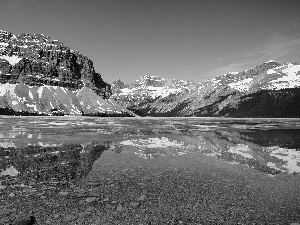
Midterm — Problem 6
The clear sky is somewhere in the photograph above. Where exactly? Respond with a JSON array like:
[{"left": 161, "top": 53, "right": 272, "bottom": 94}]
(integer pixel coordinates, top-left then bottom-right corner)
[{"left": 1, "top": 0, "right": 300, "bottom": 83}]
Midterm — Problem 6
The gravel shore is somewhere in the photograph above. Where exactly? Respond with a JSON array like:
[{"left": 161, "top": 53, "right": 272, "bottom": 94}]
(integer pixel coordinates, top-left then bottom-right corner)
[{"left": 1, "top": 151, "right": 300, "bottom": 225}]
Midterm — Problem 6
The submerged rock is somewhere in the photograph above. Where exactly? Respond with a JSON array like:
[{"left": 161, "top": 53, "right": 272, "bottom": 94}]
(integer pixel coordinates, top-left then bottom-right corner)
[
  {"left": 11, "top": 214, "right": 36, "bottom": 225},
  {"left": 62, "top": 214, "right": 78, "bottom": 223}
]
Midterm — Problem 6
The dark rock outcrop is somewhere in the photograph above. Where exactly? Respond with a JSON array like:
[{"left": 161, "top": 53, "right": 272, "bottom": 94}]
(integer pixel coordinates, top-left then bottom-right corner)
[
  {"left": 0, "top": 30, "right": 137, "bottom": 116},
  {"left": 0, "top": 30, "right": 111, "bottom": 98}
]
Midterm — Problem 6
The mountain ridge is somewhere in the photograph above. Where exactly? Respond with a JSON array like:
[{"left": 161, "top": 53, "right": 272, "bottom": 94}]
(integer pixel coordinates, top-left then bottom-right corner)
[
  {"left": 112, "top": 60, "right": 300, "bottom": 117},
  {"left": 0, "top": 29, "right": 135, "bottom": 116}
]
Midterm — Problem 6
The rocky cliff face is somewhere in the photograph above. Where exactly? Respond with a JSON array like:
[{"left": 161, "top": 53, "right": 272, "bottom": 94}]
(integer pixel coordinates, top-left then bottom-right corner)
[
  {"left": 112, "top": 61, "right": 300, "bottom": 117},
  {"left": 0, "top": 30, "right": 135, "bottom": 116},
  {"left": 0, "top": 30, "right": 110, "bottom": 98}
]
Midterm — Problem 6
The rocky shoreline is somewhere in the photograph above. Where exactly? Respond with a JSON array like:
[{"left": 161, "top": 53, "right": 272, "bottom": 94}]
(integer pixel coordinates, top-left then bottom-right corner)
[
  {"left": 1, "top": 152, "right": 300, "bottom": 224},
  {"left": 0, "top": 107, "right": 134, "bottom": 117}
]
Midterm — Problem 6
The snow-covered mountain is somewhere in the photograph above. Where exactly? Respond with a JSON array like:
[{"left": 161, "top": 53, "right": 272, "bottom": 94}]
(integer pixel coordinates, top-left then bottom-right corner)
[
  {"left": 112, "top": 60, "right": 300, "bottom": 117},
  {"left": 0, "top": 29, "right": 134, "bottom": 116},
  {"left": 0, "top": 83, "right": 133, "bottom": 116},
  {"left": 112, "top": 75, "right": 198, "bottom": 99}
]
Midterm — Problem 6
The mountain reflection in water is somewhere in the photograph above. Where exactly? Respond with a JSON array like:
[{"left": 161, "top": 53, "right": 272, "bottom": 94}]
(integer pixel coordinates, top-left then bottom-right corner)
[
  {"left": 0, "top": 142, "right": 110, "bottom": 187},
  {"left": 0, "top": 116, "right": 300, "bottom": 188}
]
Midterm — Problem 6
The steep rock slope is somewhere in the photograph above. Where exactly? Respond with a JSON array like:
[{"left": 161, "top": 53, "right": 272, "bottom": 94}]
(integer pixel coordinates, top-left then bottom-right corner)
[
  {"left": 0, "top": 30, "right": 134, "bottom": 116},
  {"left": 112, "top": 61, "right": 300, "bottom": 117},
  {"left": 0, "top": 83, "right": 133, "bottom": 116}
]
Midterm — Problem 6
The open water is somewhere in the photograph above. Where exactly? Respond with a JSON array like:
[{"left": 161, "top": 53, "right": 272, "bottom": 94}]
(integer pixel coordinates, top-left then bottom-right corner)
[{"left": 1, "top": 116, "right": 300, "bottom": 188}]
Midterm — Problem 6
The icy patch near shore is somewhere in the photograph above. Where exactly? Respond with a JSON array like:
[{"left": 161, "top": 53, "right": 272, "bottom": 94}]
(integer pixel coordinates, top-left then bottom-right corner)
[
  {"left": 0, "top": 142, "right": 16, "bottom": 148},
  {"left": 228, "top": 144, "right": 253, "bottom": 159},
  {"left": 119, "top": 137, "right": 195, "bottom": 159},
  {"left": 0, "top": 55, "right": 22, "bottom": 65},
  {"left": 0, "top": 165, "right": 19, "bottom": 177},
  {"left": 267, "top": 146, "right": 300, "bottom": 173},
  {"left": 120, "top": 137, "right": 184, "bottom": 148}
]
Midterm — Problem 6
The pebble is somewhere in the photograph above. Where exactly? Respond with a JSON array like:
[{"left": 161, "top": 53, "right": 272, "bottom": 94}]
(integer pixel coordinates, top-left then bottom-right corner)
[
  {"left": 85, "top": 207, "right": 95, "bottom": 212},
  {"left": 78, "top": 211, "right": 90, "bottom": 218},
  {"left": 85, "top": 197, "right": 97, "bottom": 203},
  {"left": 79, "top": 200, "right": 85, "bottom": 205},
  {"left": 58, "top": 191, "right": 69, "bottom": 196},
  {"left": 23, "top": 188, "right": 36, "bottom": 194},
  {"left": 106, "top": 204, "right": 115, "bottom": 209},
  {"left": 121, "top": 168, "right": 129, "bottom": 173},
  {"left": 129, "top": 202, "right": 140, "bottom": 208},
  {"left": 209, "top": 203, "right": 221, "bottom": 210},
  {"left": 11, "top": 214, "right": 36, "bottom": 225},
  {"left": 0, "top": 218, "right": 8, "bottom": 223},
  {"left": 137, "top": 194, "right": 146, "bottom": 201},
  {"left": 111, "top": 200, "right": 118, "bottom": 204},
  {"left": 116, "top": 205, "right": 123, "bottom": 211},
  {"left": 103, "top": 197, "right": 109, "bottom": 202},
  {"left": 9, "top": 193, "right": 15, "bottom": 197},
  {"left": 76, "top": 193, "right": 88, "bottom": 198},
  {"left": 88, "top": 191, "right": 101, "bottom": 197},
  {"left": 53, "top": 214, "right": 60, "bottom": 219},
  {"left": 62, "top": 214, "right": 78, "bottom": 222},
  {"left": 0, "top": 208, "right": 14, "bottom": 216},
  {"left": 87, "top": 181, "right": 100, "bottom": 186},
  {"left": 70, "top": 185, "right": 76, "bottom": 189},
  {"left": 76, "top": 189, "right": 88, "bottom": 194}
]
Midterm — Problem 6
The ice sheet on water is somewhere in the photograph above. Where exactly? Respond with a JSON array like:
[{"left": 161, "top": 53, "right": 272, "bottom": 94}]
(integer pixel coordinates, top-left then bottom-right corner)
[
  {"left": 228, "top": 144, "right": 253, "bottom": 159},
  {"left": 0, "top": 142, "right": 16, "bottom": 148},
  {"left": 120, "top": 137, "right": 184, "bottom": 148},
  {"left": 119, "top": 137, "right": 196, "bottom": 159},
  {"left": 267, "top": 146, "right": 300, "bottom": 173},
  {"left": 0, "top": 165, "right": 19, "bottom": 177}
]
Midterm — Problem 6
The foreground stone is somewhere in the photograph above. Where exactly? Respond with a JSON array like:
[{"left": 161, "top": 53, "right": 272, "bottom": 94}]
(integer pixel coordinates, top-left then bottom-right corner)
[
  {"left": 11, "top": 214, "right": 36, "bottom": 225},
  {"left": 62, "top": 214, "right": 78, "bottom": 222}
]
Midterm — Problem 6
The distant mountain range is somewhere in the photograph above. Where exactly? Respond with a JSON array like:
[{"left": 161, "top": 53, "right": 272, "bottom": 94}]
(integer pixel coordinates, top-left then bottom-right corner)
[
  {"left": 112, "top": 60, "right": 300, "bottom": 117},
  {"left": 1, "top": 29, "right": 299, "bottom": 117},
  {"left": 0, "top": 30, "right": 134, "bottom": 116}
]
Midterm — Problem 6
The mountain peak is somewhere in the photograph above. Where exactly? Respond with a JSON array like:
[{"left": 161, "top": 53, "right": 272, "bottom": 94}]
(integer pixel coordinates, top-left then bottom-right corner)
[
  {"left": 0, "top": 30, "right": 112, "bottom": 98},
  {"left": 266, "top": 60, "right": 277, "bottom": 63}
]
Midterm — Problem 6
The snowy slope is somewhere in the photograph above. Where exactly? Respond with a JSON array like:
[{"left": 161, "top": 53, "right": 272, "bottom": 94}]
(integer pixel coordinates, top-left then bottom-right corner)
[
  {"left": 0, "top": 83, "right": 132, "bottom": 116},
  {"left": 113, "top": 75, "right": 198, "bottom": 100},
  {"left": 114, "top": 61, "right": 300, "bottom": 100},
  {"left": 112, "top": 60, "right": 300, "bottom": 117}
]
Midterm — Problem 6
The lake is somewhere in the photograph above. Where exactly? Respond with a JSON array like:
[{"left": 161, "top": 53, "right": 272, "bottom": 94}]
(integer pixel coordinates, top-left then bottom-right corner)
[
  {"left": 1, "top": 116, "right": 300, "bottom": 224},
  {"left": 1, "top": 116, "right": 300, "bottom": 184}
]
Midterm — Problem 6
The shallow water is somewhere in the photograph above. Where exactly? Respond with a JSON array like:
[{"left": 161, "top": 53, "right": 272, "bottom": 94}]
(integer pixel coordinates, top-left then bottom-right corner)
[{"left": 1, "top": 116, "right": 300, "bottom": 188}]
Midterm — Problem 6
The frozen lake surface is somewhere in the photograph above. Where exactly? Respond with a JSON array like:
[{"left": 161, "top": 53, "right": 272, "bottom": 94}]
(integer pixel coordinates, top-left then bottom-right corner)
[{"left": 1, "top": 116, "right": 300, "bottom": 185}]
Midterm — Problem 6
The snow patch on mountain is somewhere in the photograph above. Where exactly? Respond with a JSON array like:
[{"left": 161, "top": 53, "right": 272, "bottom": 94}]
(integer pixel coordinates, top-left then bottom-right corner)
[
  {"left": 0, "top": 55, "right": 22, "bottom": 65},
  {"left": 268, "top": 64, "right": 300, "bottom": 90},
  {"left": 228, "top": 78, "right": 253, "bottom": 92},
  {"left": 117, "top": 86, "right": 181, "bottom": 99},
  {"left": 0, "top": 83, "right": 130, "bottom": 116}
]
